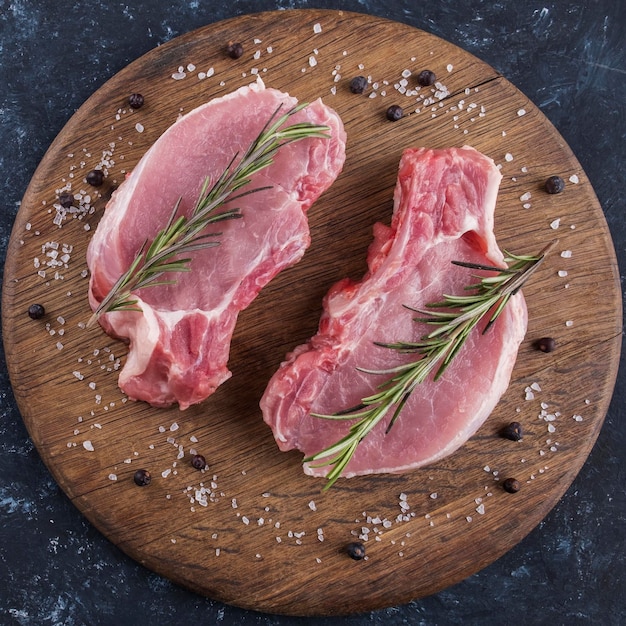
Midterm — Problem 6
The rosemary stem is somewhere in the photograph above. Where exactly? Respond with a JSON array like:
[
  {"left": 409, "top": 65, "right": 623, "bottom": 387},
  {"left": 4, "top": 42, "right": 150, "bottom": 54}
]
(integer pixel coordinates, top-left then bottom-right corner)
[
  {"left": 87, "top": 103, "right": 329, "bottom": 327},
  {"left": 308, "top": 240, "right": 556, "bottom": 489}
]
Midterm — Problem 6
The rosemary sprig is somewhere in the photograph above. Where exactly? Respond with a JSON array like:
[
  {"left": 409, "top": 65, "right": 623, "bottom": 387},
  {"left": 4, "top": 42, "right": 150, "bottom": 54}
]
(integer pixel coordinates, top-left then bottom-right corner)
[
  {"left": 87, "top": 103, "right": 330, "bottom": 328},
  {"left": 306, "top": 240, "right": 557, "bottom": 489}
]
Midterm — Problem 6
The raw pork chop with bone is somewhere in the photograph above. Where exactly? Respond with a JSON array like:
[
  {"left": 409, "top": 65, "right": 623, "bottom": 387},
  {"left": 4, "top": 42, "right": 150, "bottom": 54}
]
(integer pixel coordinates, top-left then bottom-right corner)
[
  {"left": 261, "top": 146, "right": 527, "bottom": 479},
  {"left": 87, "top": 79, "right": 346, "bottom": 409}
]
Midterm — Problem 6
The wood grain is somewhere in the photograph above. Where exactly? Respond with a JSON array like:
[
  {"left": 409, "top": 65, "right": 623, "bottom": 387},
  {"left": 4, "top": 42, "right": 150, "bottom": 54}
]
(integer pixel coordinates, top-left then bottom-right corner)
[{"left": 2, "top": 9, "right": 621, "bottom": 616}]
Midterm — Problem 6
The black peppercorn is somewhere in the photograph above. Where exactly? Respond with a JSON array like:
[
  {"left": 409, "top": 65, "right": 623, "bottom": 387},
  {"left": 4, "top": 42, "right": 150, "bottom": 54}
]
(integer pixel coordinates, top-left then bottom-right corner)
[
  {"left": 535, "top": 337, "right": 556, "bottom": 353},
  {"left": 27, "top": 303, "right": 45, "bottom": 319},
  {"left": 502, "top": 478, "right": 521, "bottom": 493},
  {"left": 386, "top": 105, "right": 404, "bottom": 121},
  {"left": 191, "top": 454, "right": 207, "bottom": 470},
  {"left": 500, "top": 421, "right": 523, "bottom": 441},
  {"left": 86, "top": 169, "right": 104, "bottom": 187},
  {"left": 349, "top": 75, "right": 368, "bottom": 94},
  {"left": 226, "top": 41, "right": 244, "bottom": 59},
  {"left": 133, "top": 469, "right": 151, "bottom": 486},
  {"left": 128, "top": 93, "right": 145, "bottom": 109},
  {"left": 345, "top": 541, "right": 366, "bottom": 560},
  {"left": 58, "top": 193, "right": 74, "bottom": 208},
  {"left": 417, "top": 69, "right": 437, "bottom": 86},
  {"left": 544, "top": 175, "right": 565, "bottom": 194}
]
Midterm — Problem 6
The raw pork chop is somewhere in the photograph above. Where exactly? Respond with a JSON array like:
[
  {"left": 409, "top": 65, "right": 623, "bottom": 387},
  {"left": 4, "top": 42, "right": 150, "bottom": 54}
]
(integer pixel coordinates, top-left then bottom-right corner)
[
  {"left": 260, "top": 146, "right": 527, "bottom": 478},
  {"left": 87, "top": 79, "right": 346, "bottom": 409}
]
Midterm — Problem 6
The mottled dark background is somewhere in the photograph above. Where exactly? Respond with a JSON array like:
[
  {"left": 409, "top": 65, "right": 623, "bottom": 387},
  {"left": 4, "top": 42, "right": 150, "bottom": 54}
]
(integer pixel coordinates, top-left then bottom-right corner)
[{"left": 1, "top": 1, "right": 624, "bottom": 624}]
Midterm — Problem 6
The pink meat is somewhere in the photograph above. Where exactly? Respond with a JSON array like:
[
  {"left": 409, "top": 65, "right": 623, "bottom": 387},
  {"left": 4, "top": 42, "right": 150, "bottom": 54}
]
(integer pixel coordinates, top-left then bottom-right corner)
[
  {"left": 87, "top": 80, "right": 346, "bottom": 409},
  {"left": 260, "top": 146, "right": 527, "bottom": 478}
]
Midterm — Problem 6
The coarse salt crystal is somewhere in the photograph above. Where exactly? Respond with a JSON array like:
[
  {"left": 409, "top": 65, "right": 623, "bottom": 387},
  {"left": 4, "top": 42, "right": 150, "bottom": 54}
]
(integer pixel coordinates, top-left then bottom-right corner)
[
  {"left": 309, "top": 56, "right": 317, "bottom": 67},
  {"left": 313, "top": 22, "right": 322, "bottom": 33},
  {"left": 550, "top": 218, "right": 561, "bottom": 230},
  {"left": 135, "top": 123, "right": 144, "bottom": 133},
  {"left": 429, "top": 492, "right": 438, "bottom": 499},
  {"left": 308, "top": 500, "right": 317, "bottom": 511},
  {"left": 171, "top": 71, "right": 186, "bottom": 80},
  {"left": 520, "top": 191, "right": 531, "bottom": 202},
  {"left": 573, "top": 414, "right": 583, "bottom": 422},
  {"left": 569, "top": 174, "right": 579, "bottom": 184},
  {"left": 517, "top": 108, "right": 526, "bottom": 116},
  {"left": 558, "top": 270, "right": 568, "bottom": 277},
  {"left": 476, "top": 503, "right": 485, "bottom": 515},
  {"left": 504, "top": 153, "right": 514, "bottom": 162},
  {"left": 108, "top": 474, "right": 117, "bottom": 481},
  {"left": 83, "top": 440, "right": 94, "bottom": 451},
  {"left": 565, "top": 320, "right": 574, "bottom": 327},
  {"left": 447, "top": 64, "right": 453, "bottom": 72}
]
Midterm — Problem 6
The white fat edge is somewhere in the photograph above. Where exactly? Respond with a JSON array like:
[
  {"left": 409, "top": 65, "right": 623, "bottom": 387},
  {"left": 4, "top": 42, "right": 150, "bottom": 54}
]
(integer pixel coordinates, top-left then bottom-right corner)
[
  {"left": 113, "top": 295, "right": 161, "bottom": 384},
  {"left": 459, "top": 145, "right": 504, "bottom": 267}
]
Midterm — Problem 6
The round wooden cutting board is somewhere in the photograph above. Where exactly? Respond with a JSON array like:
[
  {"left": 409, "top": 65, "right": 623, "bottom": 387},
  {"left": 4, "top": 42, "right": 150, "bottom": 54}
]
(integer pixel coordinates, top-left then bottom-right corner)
[{"left": 2, "top": 9, "right": 622, "bottom": 617}]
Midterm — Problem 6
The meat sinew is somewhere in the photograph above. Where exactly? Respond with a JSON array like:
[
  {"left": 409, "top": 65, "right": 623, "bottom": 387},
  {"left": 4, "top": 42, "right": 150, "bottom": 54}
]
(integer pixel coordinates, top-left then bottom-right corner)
[
  {"left": 87, "top": 79, "right": 346, "bottom": 409},
  {"left": 260, "top": 146, "right": 527, "bottom": 479}
]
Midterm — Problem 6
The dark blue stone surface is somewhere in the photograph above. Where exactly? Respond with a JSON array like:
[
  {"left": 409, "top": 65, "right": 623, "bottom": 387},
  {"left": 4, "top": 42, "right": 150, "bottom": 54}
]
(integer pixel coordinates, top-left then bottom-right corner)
[{"left": 1, "top": 1, "right": 624, "bottom": 624}]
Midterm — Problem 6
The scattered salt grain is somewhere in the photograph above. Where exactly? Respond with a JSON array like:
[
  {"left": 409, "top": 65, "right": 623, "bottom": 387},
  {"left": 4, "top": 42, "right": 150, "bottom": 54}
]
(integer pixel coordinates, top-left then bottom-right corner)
[
  {"left": 446, "top": 64, "right": 453, "bottom": 72},
  {"left": 313, "top": 22, "right": 322, "bottom": 33},
  {"left": 308, "top": 56, "right": 317, "bottom": 67},
  {"left": 565, "top": 320, "right": 574, "bottom": 327},
  {"left": 550, "top": 218, "right": 561, "bottom": 230},
  {"left": 476, "top": 503, "right": 485, "bottom": 515},
  {"left": 573, "top": 414, "right": 583, "bottom": 422},
  {"left": 517, "top": 108, "right": 526, "bottom": 116},
  {"left": 308, "top": 500, "right": 317, "bottom": 512},
  {"left": 504, "top": 153, "right": 514, "bottom": 162},
  {"left": 569, "top": 174, "right": 579, "bottom": 184},
  {"left": 83, "top": 440, "right": 94, "bottom": 452},
  {"left": 135, "top": 123, "right": 144, "bottom": 133},
  {"left": 108, "top": 474, "right": 117, "bottom": 481},
  {"left": 558, "top": 270, "right": 568, "bottom": 277}
]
